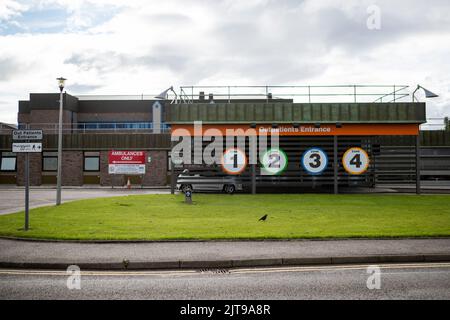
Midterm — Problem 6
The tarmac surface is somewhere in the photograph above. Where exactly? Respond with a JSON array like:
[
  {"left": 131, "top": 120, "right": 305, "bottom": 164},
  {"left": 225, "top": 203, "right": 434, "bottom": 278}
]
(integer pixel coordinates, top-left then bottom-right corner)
[
  {"left": 1, "top": 263, "right": 449, "bottom": 299},
  {"left": 0, "top": 187, "right": 170, "bottom": 215}
]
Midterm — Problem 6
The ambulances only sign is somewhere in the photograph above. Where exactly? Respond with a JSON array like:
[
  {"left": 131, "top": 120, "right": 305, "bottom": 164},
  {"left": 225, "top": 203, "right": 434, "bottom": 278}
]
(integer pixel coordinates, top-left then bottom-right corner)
[{"left": 108, "top": 151, "right": 146, "bottom": 175}]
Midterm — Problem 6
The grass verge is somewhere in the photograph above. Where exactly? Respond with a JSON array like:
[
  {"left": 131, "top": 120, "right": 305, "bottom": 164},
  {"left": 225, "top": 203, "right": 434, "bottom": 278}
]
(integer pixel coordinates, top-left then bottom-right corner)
[{"left": 0, "top": 194, "right": 449, "bottom": 240}]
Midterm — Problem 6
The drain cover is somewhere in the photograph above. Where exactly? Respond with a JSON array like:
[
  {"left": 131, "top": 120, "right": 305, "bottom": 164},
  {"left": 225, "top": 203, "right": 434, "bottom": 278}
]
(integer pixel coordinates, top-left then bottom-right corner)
[{"left": 198, "top": 268, "right": 230, "bottom": 274}]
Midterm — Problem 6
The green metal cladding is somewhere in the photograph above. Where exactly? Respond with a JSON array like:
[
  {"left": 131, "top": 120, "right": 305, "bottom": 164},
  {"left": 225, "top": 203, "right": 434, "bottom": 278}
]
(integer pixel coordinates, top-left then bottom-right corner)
[{"left": 166, "top": 102, "right": 426, "bottom": 124}]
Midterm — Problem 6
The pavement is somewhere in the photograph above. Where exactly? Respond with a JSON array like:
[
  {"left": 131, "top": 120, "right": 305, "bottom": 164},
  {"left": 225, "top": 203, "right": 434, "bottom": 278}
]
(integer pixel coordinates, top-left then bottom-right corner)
[
  {"left": 0, "top": 187, "right": 170, "bottom": 215},
  {"left": 0, "top": 238, "right": 449, "bottom": 270}
]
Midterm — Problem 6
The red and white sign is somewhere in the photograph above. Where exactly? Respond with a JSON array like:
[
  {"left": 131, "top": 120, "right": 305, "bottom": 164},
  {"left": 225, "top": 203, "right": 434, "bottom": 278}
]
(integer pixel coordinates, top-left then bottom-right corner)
[{"left": 108, "top": 151, "right": 146, "bottom": 175}]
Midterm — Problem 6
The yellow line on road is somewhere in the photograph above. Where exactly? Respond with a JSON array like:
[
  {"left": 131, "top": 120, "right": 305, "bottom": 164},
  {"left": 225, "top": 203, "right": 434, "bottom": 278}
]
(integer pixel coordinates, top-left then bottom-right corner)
[
  {"left": 0, "top": 262, "right": 449, "bottom": 277},
  {"left": 232, "top": 262, "right": 450, "bottom": 274}
]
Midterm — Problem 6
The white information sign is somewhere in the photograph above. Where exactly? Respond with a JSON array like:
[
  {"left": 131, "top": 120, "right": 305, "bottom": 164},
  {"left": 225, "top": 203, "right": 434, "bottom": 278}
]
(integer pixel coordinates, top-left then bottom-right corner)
[
  {"left": 108, "top": 164, "right": 146, "bottom": 175},
  {"left": 12, "top": 130, "right": 43, "bottom": 141},
  {"left": 12, "top": 143, "right": 42, "bottom": 153}
]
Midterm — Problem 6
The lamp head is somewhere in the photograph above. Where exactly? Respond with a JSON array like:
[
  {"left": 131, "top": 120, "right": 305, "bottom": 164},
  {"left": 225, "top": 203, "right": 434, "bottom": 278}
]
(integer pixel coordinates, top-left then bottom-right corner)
[
  {"left": 155, "top": 86, "right": 174, "bottom": 100},
  {"left": 57, "top": 77, "right": 66, "bottom": 92},
  {"left": 420, "top": 86, "right": 439, "bottom": 98}
]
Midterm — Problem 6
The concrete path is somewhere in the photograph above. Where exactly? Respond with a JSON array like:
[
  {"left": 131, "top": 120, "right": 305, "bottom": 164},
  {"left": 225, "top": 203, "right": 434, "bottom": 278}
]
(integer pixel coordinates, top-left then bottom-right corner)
[
  {"left": 1, "top": 238, "right": 449, "bottom": 270},
  {"left": 0, "top": 188, "right": 170, "bottom": 215}
]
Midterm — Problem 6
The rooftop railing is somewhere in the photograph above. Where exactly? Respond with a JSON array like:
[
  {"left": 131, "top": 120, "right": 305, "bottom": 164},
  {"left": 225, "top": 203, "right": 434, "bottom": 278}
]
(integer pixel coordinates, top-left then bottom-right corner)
[
  {"left": 76, "top": 94, "right": 161, "bottom": 101},
  {"left": 75, "top": 85, "right": 411, "bottom": 104},
  {"left": 178, "top": 85, "right": 410, "bottom": 104}
]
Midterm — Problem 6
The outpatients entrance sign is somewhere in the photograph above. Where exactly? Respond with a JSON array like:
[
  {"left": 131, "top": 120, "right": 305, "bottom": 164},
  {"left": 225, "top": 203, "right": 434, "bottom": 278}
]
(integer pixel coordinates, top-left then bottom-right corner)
[{"left": 108, "top": 151, "right": 146, "bottom": 175}]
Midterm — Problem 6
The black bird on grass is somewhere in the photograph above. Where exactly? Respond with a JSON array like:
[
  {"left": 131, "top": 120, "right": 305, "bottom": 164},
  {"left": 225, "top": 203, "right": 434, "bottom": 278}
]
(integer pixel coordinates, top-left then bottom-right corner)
[{"left": 259, "top": 214, "right": 268, "bottom": 222}]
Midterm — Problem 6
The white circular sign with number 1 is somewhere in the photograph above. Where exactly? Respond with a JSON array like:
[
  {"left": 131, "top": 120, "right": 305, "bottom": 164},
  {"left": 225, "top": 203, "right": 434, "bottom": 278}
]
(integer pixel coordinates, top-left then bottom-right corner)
[
  {"left": 342, "top": 147, "right": 370, "bottom": 175},
  {"left": 221, "top": 148, "right": 247, "bottom": 175},
  {"left": 302, "top": 148, "right": 328, "bottom": 175}
]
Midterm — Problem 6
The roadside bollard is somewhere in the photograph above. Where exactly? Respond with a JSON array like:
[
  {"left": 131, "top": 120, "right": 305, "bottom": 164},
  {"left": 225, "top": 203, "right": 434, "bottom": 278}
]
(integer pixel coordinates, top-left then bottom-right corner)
[{"left": 185, "top": 189, "right": 192, "bottom": 204}]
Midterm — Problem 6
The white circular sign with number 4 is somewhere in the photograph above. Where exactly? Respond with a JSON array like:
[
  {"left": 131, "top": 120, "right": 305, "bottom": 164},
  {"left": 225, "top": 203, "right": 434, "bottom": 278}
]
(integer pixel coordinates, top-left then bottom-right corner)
[
  {"left": 221, "top": 148, "right": 247, "bottom": 175},
  {"left": 343, "top": 147, "right": 370, "bottom": 175},
  {"left": 302, "top": 148, "right": 328, "bottom": 175}
]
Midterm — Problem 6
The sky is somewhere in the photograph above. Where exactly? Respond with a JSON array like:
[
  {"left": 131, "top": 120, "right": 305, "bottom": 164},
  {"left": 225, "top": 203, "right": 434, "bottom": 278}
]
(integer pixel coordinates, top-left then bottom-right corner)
[{"left": 0, "top": 0, "right": 449, "bottom": 125}]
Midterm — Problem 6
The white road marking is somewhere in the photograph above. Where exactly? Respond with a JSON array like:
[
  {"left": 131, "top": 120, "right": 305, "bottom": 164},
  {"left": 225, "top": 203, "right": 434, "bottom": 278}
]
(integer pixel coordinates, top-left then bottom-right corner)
[{"left": 0, "top": 262, "right": 449, "bottom": 277}]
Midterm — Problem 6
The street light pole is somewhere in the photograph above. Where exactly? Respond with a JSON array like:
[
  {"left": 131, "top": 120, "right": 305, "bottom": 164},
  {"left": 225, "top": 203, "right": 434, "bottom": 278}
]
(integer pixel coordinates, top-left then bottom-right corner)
[
  {"left": 56, "top": 77, "right": 66, "bottom": 206},
  {"left": 411, "top": 84, "right": 438, "bottom": 195}
]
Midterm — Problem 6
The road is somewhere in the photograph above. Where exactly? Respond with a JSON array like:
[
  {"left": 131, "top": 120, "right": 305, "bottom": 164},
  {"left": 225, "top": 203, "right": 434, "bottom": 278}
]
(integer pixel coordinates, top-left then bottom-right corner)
[
  {"left": 1, "top": 263, "right": 449, "bottom": 300},
  {"left": 0, "top": 188, "right": 170, "bottom": 215}
]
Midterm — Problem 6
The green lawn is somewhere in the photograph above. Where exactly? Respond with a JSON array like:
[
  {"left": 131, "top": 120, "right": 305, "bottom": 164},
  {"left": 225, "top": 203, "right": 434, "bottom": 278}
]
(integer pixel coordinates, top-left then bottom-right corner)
[{"left": 0, "top": 194, "right": 449, "bottom": 240}]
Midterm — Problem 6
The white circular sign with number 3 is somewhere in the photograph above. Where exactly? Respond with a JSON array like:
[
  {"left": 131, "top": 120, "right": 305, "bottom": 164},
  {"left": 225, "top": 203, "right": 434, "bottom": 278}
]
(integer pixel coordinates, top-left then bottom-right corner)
[
  {"left": 221, "top": 148, "right": 247, "bottom": 175},
  {"left": 342, "top": 147, "right": 370, "bottom": 175},
  {"left": 302, "top": 148, "right": 328, "bottom": 175}
]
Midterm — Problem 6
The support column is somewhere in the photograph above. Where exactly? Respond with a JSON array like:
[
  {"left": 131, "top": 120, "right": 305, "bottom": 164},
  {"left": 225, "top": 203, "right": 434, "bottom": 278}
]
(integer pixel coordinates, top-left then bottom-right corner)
[
  {"left": 251, "top": 164, "right": 256, "bottom": 194},
  {"left": 334, "top": 135, "right": 338, "bottom": 194},
  {"left": 416, "top": 134, "right": 421, "bottom": 195},
  {"left": 250, "top": 135, "right": 257, "bottom": 195},
  {"left": 170, "top": 142, "right": 175, "bottom": 194}
]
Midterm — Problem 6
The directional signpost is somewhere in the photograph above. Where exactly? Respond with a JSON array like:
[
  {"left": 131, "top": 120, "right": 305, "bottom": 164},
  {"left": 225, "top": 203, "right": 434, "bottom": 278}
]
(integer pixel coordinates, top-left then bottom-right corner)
[
  {"left": 12, "top": 143, "right": 42, "bottom": 153},
  {"left": 12, "top": 129, "right": 43, "bottom": 231},
  {"left": 12, "top": 130, "right": 43, "bottom": 141}
]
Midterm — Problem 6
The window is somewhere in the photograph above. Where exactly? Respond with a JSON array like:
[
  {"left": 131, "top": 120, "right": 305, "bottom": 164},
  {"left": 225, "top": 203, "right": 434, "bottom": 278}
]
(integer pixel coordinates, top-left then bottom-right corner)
[
  {"left": 1, "top": 152, "right": 16, "bottom": 171},
  {"left": 77, "top": 122, "right": 153, "bottom": 130},
  {"left": 42, "top": 152, "right": 58, "bottom": 171},
  {"left": 84, "top": 152, "right": 100, "bottom": 171}
]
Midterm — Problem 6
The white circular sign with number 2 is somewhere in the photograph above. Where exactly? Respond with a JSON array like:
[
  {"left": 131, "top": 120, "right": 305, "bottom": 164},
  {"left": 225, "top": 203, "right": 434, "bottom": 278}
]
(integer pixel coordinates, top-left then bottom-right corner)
[
  {"left": 342, "top": 147, "right": 370, "bottom": 175},
  {"left": 261, "top": 148, "right": 288, "bottom": 175}
]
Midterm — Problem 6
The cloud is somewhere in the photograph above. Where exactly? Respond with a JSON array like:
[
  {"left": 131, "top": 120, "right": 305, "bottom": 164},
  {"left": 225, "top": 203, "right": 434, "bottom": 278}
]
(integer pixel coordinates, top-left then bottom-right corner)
[
  {"left": 68, "top": 83, "right": 103, "bottom": 93},
  {"left": 0, "top": 0, "right": 27, "bottom": 21},
  {"left": 0, "top": 0, "right": 450, "bottom": 124},
  {"left": 0, "top": 57, "right": 21, "bottom": 81}
]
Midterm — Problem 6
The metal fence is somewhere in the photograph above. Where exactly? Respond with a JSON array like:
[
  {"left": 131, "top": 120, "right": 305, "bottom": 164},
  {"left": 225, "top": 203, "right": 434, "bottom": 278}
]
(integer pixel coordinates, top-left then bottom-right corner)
[
  {"left": 178, "top": 85, "right": 410, "bottom": 104},
  {"left": 172, "top": 135, "right": 419, "bottom": 190}
]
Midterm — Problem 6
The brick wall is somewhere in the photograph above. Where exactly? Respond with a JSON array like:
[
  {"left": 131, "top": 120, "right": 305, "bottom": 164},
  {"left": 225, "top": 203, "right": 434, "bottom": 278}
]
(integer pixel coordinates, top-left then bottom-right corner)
[
  {"left": 16, "top": 151, "right": 83, "bottom": 186},
  {"left": 143, "top": 151, "right": 167, "bottom": 186},
  {"left": 30, "top": 109, "right": 73, "bottom": 124},
  {"left": 14, "top": 150, "right": 168, "bottom": 187},
  {"left": 61, "top": 151, "right": 83, "bottom": 186},
  {"left": 16, "top": 153, "right": 42, "bottom": 186},
  {"left": 99, "top": 151, "right": 126, "bottom": 187},
  {"left": 17, "top": 113, "right": 30, "bottom": 124},
  {"left": 99, "top": 150, "right": 167, "bottom": 187},
  {"left": 21, "top": 109, "right": 74, "bottom": 135},
  {"left": 77, "top": 112, "right": 151, "bottom": 122}
]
